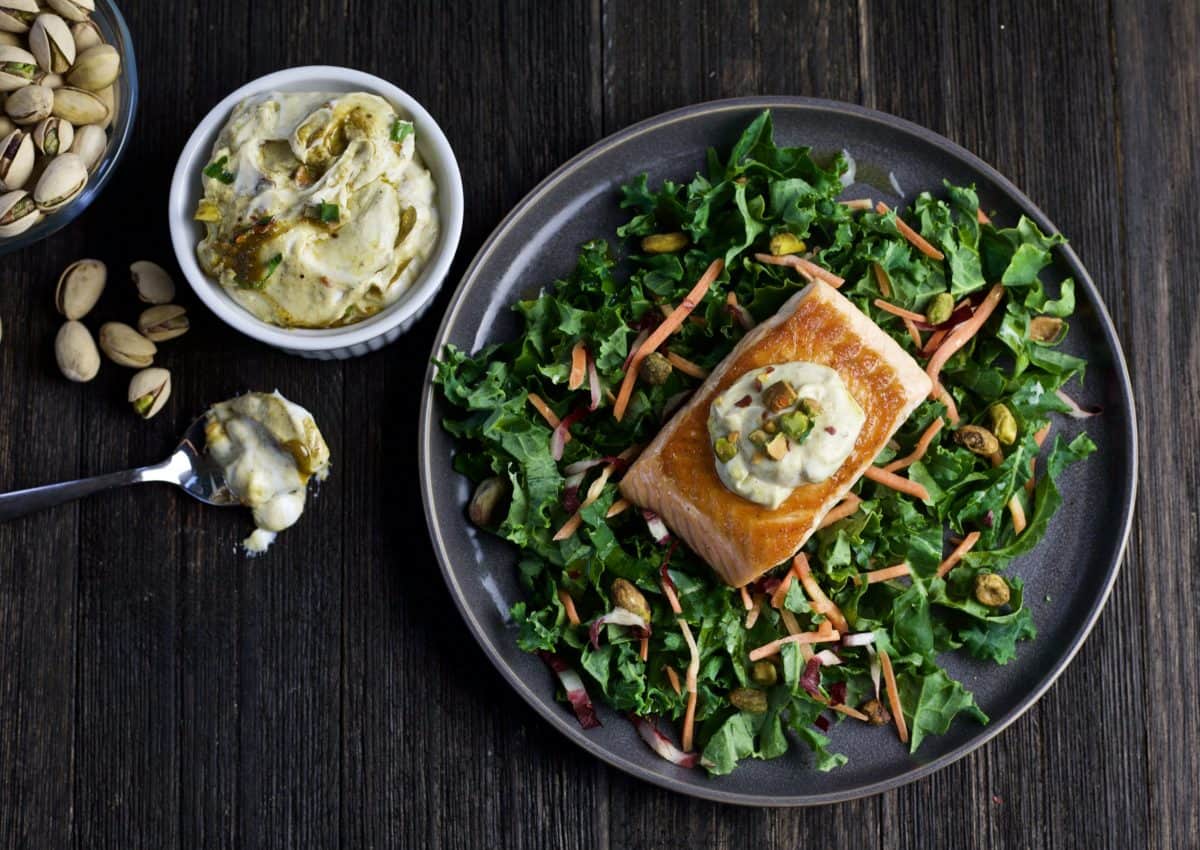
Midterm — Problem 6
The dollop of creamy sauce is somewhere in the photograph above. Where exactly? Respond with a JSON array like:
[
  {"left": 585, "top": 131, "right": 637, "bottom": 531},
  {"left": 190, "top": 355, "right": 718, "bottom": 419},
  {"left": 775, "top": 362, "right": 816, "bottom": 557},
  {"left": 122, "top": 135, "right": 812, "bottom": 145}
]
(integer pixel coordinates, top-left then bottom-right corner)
[
  {"left": 205, "top": 391, "right": 331, "bottom": 554},
  {"left": 708, "top": 362, "right": 865, "bottom": 509},
  {"left": 195, "top": 91, "right": 438, "bottom": 328}
]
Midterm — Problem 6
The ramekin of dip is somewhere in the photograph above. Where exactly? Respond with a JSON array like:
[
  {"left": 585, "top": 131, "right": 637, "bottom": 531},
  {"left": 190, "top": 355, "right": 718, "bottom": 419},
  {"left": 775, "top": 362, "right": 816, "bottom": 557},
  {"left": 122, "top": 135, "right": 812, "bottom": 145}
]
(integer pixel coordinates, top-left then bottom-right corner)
[{"left": 168, "top": 66, "right": 463, "bottom": 360}]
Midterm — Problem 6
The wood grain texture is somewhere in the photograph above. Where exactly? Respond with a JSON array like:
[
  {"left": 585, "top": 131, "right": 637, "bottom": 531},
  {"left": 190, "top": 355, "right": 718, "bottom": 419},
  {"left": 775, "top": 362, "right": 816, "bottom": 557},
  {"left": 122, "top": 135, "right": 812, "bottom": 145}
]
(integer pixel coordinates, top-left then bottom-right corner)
[{"left": 0, "top": 0, "right": 1191, "bottom": 848}]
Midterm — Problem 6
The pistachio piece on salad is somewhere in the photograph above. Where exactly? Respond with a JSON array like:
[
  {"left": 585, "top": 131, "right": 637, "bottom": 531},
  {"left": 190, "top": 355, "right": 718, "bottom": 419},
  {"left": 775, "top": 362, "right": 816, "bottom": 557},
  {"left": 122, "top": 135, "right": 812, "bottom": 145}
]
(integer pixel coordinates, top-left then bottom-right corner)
[
  {"left": 713, "top": 434, "right": 739, "bottom": 463},
  {"left": 777, "top": 410, "right": 811, "bottom": 442},
  {"left": 729, "top": 687, "right": 768, "bottom": 714},
  {"left": 761, "top": 379, "right": 797, "bottom": 412},
  {"left": 640, "top": 231, "right": 689, "bottom": 254},
  {"left": 127, "top": 367, "right": 171, "bottom": 419},
  {"left": 1028, "top": 315, "right": 1065, "bottom": 344},
  {"left": 974, "top": 573, "right": 1011, "bottom": 608},
  {"left": 610, "top": 578, "right": 651, "bottom": 621},
  {"left": 987, "top": 403, "right": 1018, "bottom": 446},
  {"left": 925, "top": 291, "right": 954, "bottom": 325},
  {"left": 955, "top": 424, "right": 1001, "bottom": 458},
  {"left": 860, "top": 698, "right": 891, "bottom": 726},
  {"left": 764, "top": 432, "right": 789, "bottom": 461},
  {"left": 638, "top": 350, "right": 673, "bottom": 386},
  {"left": 768, "top": 232, "right": 805, "bottom": 256},
  {"left": 468, "top": 476, "right": 510, "bottom": 528},
  {"left": 750, "top": 660, "right": 778, "bottom": 686}
]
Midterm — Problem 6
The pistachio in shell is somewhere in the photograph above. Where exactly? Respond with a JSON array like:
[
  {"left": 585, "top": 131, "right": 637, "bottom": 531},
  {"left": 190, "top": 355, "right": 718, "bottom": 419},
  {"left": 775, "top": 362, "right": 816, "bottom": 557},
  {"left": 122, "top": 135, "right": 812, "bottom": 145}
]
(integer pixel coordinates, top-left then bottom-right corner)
[
  {"left": 70, "top": 121, "right": 102, "bottom": 170},
  {"left": 5, "top": 82, "right": 51, "bottom": 124},
  {"left": 32, "top": 114, "right": 71, "bottom": 156},
  {"left": 94, "top": 82, "right": 113, "bottom": 128},
  {"left": 44, "top": 0, "right": 94, "bottom": 24},
  {"left": 0, "top": 115, "right": 15, "bottom": 138},
  {"left": 0, "top": 29, "right": 22, "bottom": 46},
  {"left": 468, "top": 475, "right": 511, "bottom": 527},
  {"left": 137, "top": 303, "right": 188, "bottom": 342},
  {"left": 0, "top": 127, "right": 34, "bottom": 190},
  {"left": 0, "top": 187, "right": 38, "bottom": 235},
  {"left": 69, "top": 19, "right": 101, "bottom": 52},
  {"left": 55, "top": 257, "right": 105, "bottom": 319},
  {"left": 32, "top": 150, "right": 85, "bottom": 210},
  {"left": 0, "top": 44, "right": 37, "bottom": 91},
  {"left": 50, "top": 84, "right": 107, "bottom": 125},
  {"left": 128, "top": 367, "right": 171, "bottom": 419},
  {"left": 67, "top": 43, "right": 118, "bottom": 91},
  {"left": 130, "top": 260, "right": 175, "bottom": 304},
  {"left": 55, "top": 319, "right": 99, "bottom": 381},
  {"left": 35, "top": 71, "right": 63, "bottom": 89},
  {"left": 29, "top": 13, "right": 75, "bottom": 74},
  {"left": 0, "top": 1, "right": 38, "bottom": 35},
  {"left": 98, "top": 321, "right": 155, "bottom": 368}
]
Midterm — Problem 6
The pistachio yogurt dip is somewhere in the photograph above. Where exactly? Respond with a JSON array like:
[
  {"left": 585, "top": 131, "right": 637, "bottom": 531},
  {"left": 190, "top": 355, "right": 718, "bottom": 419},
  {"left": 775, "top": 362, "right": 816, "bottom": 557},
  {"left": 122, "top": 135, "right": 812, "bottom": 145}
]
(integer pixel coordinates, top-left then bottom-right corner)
[
  {"left": 707, "top": 363, "right": 865, "bottom": 509},
  {"left": 205, "top": 391, "right": 331, "bottom": 554},
  {"left": 195, "top": 91, "right": 438, "bottom": 328}
]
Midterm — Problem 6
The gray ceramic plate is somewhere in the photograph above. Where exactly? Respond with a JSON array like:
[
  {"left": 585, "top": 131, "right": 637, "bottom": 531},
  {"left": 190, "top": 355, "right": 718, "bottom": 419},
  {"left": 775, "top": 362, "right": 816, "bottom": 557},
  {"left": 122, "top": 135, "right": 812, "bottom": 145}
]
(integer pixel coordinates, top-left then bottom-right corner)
[{"left": 418, "top": 97, "right": 1137, "bottom": 806}]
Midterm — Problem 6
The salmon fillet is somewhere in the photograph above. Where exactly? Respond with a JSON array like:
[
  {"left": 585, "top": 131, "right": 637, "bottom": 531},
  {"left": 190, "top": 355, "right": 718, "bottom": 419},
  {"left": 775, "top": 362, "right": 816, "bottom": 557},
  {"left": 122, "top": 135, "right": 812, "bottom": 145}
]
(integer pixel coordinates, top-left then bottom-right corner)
[{"left": 619, "top": 280, "right": 932, "bottom": 587}]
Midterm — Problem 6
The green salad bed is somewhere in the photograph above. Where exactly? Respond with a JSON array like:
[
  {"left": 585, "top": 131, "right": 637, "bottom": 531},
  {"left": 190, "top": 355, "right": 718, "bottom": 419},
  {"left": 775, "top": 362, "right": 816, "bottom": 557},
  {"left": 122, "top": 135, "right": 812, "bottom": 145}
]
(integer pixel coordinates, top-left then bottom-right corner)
[{"left": 434, "top": 111, "right": 1095, "bottom": 775}]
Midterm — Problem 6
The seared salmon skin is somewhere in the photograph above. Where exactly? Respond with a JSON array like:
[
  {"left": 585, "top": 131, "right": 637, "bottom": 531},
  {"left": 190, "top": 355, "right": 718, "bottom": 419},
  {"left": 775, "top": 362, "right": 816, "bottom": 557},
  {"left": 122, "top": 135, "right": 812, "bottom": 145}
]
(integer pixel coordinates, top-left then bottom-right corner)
[{"left": 619, "top": 280, "right": 932, "bottom": 587}]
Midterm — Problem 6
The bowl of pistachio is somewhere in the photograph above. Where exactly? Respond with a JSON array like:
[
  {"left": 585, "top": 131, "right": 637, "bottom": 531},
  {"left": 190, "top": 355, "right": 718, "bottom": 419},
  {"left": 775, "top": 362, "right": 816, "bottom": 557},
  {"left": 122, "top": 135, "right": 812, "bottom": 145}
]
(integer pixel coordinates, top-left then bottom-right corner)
[{"left": 0, "top": 0, "right": 138, "bottom": 253}]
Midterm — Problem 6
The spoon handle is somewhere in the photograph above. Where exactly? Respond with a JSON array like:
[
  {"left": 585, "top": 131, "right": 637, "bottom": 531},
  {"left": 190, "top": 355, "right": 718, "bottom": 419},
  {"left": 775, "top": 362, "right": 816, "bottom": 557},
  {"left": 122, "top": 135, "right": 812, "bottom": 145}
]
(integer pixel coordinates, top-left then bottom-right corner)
[{"left": 0, "top": 467, "right": 146, "bottom": 523}]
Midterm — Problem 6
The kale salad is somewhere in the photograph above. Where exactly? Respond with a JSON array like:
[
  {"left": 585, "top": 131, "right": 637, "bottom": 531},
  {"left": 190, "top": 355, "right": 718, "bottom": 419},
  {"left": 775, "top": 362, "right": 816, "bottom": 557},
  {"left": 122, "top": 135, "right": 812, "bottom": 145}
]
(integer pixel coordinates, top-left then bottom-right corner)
[{"left": 434, "top": 112, "right": 1095, "bottom": 775}]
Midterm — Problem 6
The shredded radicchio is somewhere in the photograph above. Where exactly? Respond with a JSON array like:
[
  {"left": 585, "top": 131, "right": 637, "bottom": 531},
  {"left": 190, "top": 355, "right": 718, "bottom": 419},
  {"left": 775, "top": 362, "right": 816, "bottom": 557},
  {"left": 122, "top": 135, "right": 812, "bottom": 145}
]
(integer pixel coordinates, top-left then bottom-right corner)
[
  {"left": 588, "top": 606, "right": 651, "bottom": 650},
  {"left": 800, "top": 657, "right": 823, "bottom": 699},
  {"left": 630, "top": 715, "right": 699, "bottom": 768},
  {"left": 1056, "top": 388, "right": 1103, "bottom": 419},
  {"left": 814, "top": 714, "right": 831, "bottom": 733},
  {"left": 538, "top": 651, "right": 601, "bottom": 729},
  {"left": 829, "top": 682, "right": 847, "bottom": 707},
  {"left": 586, "top": 352, "right": 602, "bottom": 410},
  {"left": 725, "top": 302, "right": 756, "bottom": 332},
  {"left": 622, "top": 329, "right": 651, "bottom": 371},
  {"left": 643, "top": 510, "right": 671, "bottom": 545},
  {"left": 659, "top": 540, "right": 680, "bottom": 594},
  {"left": 550, "top": 405, "right": 590, "bottom": 461}
]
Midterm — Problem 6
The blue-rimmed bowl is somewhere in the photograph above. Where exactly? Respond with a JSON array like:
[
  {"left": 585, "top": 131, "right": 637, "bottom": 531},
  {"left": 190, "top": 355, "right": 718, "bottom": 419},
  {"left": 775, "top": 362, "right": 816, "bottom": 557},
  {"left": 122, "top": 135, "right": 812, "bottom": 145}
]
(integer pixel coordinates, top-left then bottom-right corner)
[{"left": 0, "top": 0, "right": 138, "bottom": 255}]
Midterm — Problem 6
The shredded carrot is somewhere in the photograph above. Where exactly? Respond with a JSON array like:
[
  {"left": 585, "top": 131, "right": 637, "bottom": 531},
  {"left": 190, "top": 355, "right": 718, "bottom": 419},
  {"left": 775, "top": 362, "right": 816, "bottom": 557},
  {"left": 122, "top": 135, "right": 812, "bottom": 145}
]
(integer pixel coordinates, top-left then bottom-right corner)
[
  {"left": 613, "top": 259, "right": 723, "bottom": 421},
  {"left": 662, "top": 572, "right": 682, "bottom": 616},
  {"left": 832, "top": 703, "right": 871, "bottom": 722},
  {"left": 552, "top": 464, "right": 615, "bottom": 541},
  {"left": 753, "top": 252, "right": 845, "bottom": 288},
  {"left": 864, "top": 465, "right": 930, "bottom": 502},
  {"left": 568, "top": 341, "right": 587, "bottom": 390},
  {"left": 816, "top": 618, "right": 835, "bottom": 637},
  {"left": 679, "top": 619, "right": 700, "bottom": 750},
  {"left": 1008, "top": 494, "right": 1028, "bottom": 535},
  {"left": 682, "top": 692, "right": 698, "bottom": 751},
  {"left": 558, "top": 589, "right": 580, "bottom": 625},
  {"left": 739, "top": 585, "right": 753, "bottom": 611},
  {"left": 1027, "top": 423, "right": 1052, "bottom": 495},
  {"left": 878, "top": 650, "right": 908, "bottom": 744},
  {"left": 873, "top": 298, "right": 927, "bottom": 323},
  {"left": 977, "top": 208, "right": 991, "bottom": 225},
  {"left": 664, "top": 665, "right": 682, "bottom": 695},
  {"left": 666, "top": 351, "right": 709, "bottom": 379},
  {"left": 770, "top": 571, "right": 793, "bottom": 609},
  {"left": 926, "top": 283, "right": 1005, "bottom": 392},
  {"left": 639, "top": 636, "right": 649, "bottom": 662},
  {"left": 877, "top": 201, "right": 945, "bottom": 261},
  {"left": 748, "top": 629, "right": 841, "bottom": 662},
  {"left": 840, "top": 198, "right": 873, "bottom": 211},
  {"left": 936, "top": 531, "right": 981, "bottom": 578},
  {"left": 864, "top": 562, "right": 912, "bottom": 584},
  {"left": 935, "top": 383, "right": 960, "bottom": 425},
  {"left": 922, "top": 328, "right": 949, "bottom": 357},
  {"left": 780, "top": 608, "right": 803, "bottom": 636},
  {"left": 903, "top": 318, "right": 924, "bottom": 350},
  {"left": 817, "top": 494, "right": 862, "bottom": 530},
  {"left": 793, "top": 554, "right": 850, "bottom": 634},
  {"left": 605, "top": 498, "right": 631, "bottom": 518},
  {"left": 884, "top": 417, "right": 945, "bottom": 473},
  {"left": 744, "top": 594, "right": 763, "bottom": 629},
  {"left": 526, "top": 392, "right": 566, "bottom": 436}
]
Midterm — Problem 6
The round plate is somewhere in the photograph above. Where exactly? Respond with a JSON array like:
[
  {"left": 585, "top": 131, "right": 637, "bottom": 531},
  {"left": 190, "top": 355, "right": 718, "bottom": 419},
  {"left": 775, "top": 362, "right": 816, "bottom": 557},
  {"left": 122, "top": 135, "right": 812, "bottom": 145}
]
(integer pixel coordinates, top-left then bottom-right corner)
[{"left": 418, "top": 97, "right": 1137, "bottom": 805}]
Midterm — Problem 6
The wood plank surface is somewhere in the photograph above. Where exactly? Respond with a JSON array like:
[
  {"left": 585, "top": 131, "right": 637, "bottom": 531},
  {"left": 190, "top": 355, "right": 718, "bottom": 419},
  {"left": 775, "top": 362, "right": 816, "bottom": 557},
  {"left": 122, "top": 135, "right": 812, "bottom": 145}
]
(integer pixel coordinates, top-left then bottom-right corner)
[{"left": 0, "top": 1, "right": 1191, "bottom": 848}]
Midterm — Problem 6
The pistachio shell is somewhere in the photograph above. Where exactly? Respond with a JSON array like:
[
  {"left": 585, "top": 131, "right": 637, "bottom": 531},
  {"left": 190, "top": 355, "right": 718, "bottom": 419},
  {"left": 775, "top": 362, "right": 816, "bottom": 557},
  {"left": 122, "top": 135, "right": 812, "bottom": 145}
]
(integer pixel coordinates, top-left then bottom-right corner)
[
  {"left": 130, "top": 260, "right": 175, "bottom": 304},
  {"left": 0, "top": 115, "right": 14, "bottom": 137},
  {"left": 0, "top": 31, "right": 22, "bottom": 47},
  {"left": 32, "top": 149, "right": 85, "bottom": 210},
  {"left": 67, "top": 43, "right": 117, "bottom": 91},
  {"left": 50, "top": 85, "right": 106, "bottom": 124},
  {"left": 93, "top": 82, "right": 112, "bottom": 128},
  {"left": 0, "top": 1, "right": 39, "bottom": 35},
  {"left": 55, "top": 257, "right": 105, "bottom": 319},
  {"left": 0, "top": 45, "right": 37, "bottom": 92},
  {"left": 137, "top": 303, "right": 189, "bottom": 342},
  {"left": 128, "top": 367, "right": 171, "bottom": 419},
  {"left": 32, "top": 114, "right": 70, "bottom": 155},
  {"left": 98, "top": 321, "right": 156, "bottom": 368},
  {"left": 30, "top": 13, "right": 75, "bottom": 74},
  {"left": 55, "top": 319, "right": 99, "bottom": 381},
  {"left": 44, "top": 0, "right": 93, "bottom": 24},
  {"left": 0, "top": 127, "right": 34, "bottom": 190},
  {"left": 69, "top": 19, "right": 101, "bottom": 52},
  {"left": 0, "top": 187, "right": 38, "bottom": 235},
  {"left": 35, "top": 70, "right": 63, "bottom": 88},
  {"left": 70, "top": 120, "right": 102, "bottom": 170},
  {"left": 5, "top": 83, "right": 51, "bottom": 124}
]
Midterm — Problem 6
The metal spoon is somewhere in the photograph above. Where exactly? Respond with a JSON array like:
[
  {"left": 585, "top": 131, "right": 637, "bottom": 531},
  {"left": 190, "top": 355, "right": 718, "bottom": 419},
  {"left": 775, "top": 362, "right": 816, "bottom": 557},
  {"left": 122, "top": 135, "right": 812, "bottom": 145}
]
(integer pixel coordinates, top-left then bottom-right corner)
[{"left": 0, "top": 413, "right": 237, "bottom": 523}]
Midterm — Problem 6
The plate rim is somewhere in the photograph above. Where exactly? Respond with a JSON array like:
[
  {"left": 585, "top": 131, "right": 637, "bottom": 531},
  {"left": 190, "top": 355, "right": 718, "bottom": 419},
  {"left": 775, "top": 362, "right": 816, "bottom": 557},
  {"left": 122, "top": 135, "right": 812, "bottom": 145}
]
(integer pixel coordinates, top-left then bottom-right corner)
[{"left": 418, "top": 95, "right": 1139, "bottom": 806}]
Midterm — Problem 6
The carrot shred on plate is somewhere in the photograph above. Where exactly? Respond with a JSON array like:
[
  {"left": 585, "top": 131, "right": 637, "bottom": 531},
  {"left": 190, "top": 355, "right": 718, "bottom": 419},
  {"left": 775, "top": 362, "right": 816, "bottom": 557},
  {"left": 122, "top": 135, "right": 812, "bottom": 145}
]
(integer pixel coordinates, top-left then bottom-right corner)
[
  {"left": 872, "top": 262, "right": 892, "bottom": 298},
  {"left": 884, "top": 416, "right": 945, "bottom": 473},
  {"left": 739, "top": 585, "right": 754, "bottom": 611},
  {"left": 817, "top": 494, "right": 862, "bottom": 530},
  {"left": 876, "top": 201, "right": 946, "bottom": 261},
  {"left": 568, "top": 341, "right": 587, "bottom": 390},
  {"left": 873, "top": 299, "right": 927, "bottom": 323},
  {"left": 639, "top": 636, "right": 649, "bottom": 662},
  {"left": 664, "top": 665, "right": 682, "bottom": 695},
  {"left": 793, "top": 554, "right": 850, "bottom": 633},
  {"left": 1027, "top": 423, "right": 1052, "bottom": 495},
  {"left": 926, "top": 283, "right": 1006, "bottom": 392},
  {"left": 977, "top": 208, "right": 992, "bottom": 225},
  {"left": 679, "top": 619, "right": 701, "bottom": 750},
  {"left": 864, "top": 465, "right": 931, "bottom": 502},
  {"left": 864, "top": 562, "right": 912, "bottom": 584},
  {"left": 753, "top": 252, "right": 845, "bottom": 288},
  {"left": 558, "top": 589, "right": 580, "bottom": 626},
  {"left": 935, "top": 531, "right": 982, "bottom": 578},
  {"left": 748, "top": 629, "right": 841, "bottom": 662},
  {"left": 666, "top": 351, "right": 709, "bottom": 379},
  {"left": 605, "top": 498, "right": 631, "bottom": 518},
  {"left": 1008, "top": 494, "right": 1028, "bottom": 535},
  {"left": 779, "top": 608, "right": 803, "bottom": 636},
  {"left": 840, "top": 198, "right": 873, "bottom": 211},
  {"left": 744, "top": 594, "right": 763, "bottom": 629},
  {"left": 878, "top": 650, "right": 908, "bottom": 744},
  {"left": 770, "top": 571, "right": 794, "bottom": 609},
  {"left": 613, "top": 258, "right": 723, "bottom": 422},
  {"left": 832, "top": 703, "right": 872, "bottom": 722},
  {"left": 922, "top": 328, "right": 949, "bottom": 357},
  {"left": 527, "top": 392, "right": 565, "bottom": 431},
  {"left": 552, "top": 464, "right": 616, "bottom": 541}
]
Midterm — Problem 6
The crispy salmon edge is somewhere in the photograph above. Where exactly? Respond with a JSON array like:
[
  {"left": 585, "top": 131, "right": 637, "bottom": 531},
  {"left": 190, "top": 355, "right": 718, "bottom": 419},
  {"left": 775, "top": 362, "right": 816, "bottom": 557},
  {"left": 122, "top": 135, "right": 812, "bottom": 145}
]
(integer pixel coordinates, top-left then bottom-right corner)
[{"left": 620, "top": 281, "right": 933, "bottom": 586}]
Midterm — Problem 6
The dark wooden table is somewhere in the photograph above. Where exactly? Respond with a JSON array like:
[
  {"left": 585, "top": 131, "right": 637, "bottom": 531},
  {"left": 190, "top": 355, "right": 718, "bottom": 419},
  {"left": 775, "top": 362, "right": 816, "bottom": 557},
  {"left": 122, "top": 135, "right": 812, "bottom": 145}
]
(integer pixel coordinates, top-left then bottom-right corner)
[{"left": 0, "top": 1, "right": 1193, "bottom": 847}]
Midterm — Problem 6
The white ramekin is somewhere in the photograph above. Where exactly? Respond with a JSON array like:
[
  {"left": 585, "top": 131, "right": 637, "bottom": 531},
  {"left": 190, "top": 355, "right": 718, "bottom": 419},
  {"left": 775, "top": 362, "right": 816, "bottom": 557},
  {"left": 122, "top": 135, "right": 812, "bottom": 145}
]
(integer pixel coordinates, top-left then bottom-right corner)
[{"left": 168, "top": 65, "right": 464, "bottom": 360}]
